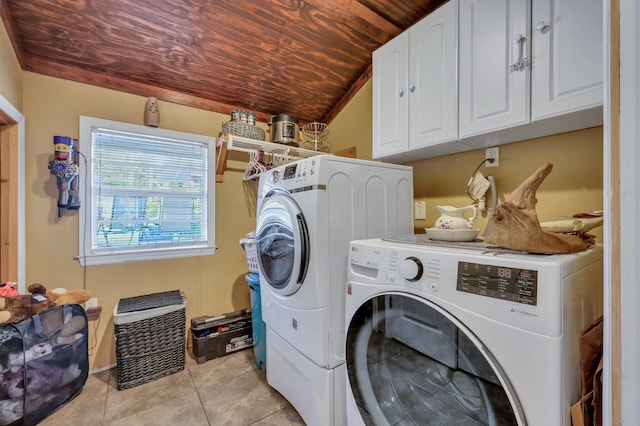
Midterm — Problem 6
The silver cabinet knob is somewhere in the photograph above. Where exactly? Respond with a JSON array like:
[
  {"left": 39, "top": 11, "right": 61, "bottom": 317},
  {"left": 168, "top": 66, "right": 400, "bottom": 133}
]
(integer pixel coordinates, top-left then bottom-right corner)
[
  {"left": 399, "top": 89, "right": 404, "bottom": 97},
  {"left": 410, "top": 84, "right": 416, "bottom": 93},
  {"left": 535, "top": 21, "right": 550, "bottom": 33}
]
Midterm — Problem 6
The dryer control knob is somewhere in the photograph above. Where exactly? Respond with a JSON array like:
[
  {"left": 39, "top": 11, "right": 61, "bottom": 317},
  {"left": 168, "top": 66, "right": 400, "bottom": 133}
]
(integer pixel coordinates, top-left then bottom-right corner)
[
  {"left": 400, "top": 257, "right": 423, "bottom": 282},
  {"left": 271, "top": 170, "right": 280, "bottom": 183}
]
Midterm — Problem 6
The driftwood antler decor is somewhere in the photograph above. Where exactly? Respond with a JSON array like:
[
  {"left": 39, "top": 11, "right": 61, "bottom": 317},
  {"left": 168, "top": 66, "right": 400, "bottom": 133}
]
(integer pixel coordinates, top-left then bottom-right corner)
[{"left": 483, "top": 162, "right": 595, "bottom": 254}]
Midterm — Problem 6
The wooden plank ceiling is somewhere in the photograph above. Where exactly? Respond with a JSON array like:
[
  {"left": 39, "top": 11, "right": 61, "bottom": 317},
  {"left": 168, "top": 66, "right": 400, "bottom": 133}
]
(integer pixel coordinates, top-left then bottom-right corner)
[{"left": 0, "top": 0, "right": 446, "bottom": 124}]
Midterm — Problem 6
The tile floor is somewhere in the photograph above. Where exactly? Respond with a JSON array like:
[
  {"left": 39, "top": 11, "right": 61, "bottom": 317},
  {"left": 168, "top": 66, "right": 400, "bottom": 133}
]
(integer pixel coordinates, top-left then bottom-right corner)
[{"left": 40, "top": 349, "right": 305, "bottom": 426}]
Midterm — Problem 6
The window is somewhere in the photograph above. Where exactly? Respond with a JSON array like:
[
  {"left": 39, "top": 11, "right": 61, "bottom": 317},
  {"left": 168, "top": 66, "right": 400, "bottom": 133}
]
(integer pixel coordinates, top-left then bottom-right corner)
[{"left": 78, "top": 116, "right": 216, "bottom": 266}]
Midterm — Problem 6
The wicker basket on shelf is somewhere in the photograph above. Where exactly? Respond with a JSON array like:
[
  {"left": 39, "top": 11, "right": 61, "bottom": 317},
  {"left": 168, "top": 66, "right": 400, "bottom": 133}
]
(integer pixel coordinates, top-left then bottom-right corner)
[
  {"left": 300, "top": 122, "right": 330, "bottom": 152},
  {"left": 222, "top": 121, "right": 265, "bottom": 141}
]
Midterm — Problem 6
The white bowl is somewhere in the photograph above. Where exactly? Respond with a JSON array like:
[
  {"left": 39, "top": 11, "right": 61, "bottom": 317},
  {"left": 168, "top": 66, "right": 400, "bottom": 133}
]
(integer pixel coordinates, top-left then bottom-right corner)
[{"left": 424, "top": 228, "right": 480, "bottom": 242}]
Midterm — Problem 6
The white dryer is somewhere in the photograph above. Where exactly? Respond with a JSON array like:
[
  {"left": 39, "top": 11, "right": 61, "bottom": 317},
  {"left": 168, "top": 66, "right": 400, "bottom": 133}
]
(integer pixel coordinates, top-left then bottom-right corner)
[
  {"left": 256, "top": 155, "right": 413, "bottom": 426},
  {"left": 345, "top": 236, "right": 603, "bottom": 426}
]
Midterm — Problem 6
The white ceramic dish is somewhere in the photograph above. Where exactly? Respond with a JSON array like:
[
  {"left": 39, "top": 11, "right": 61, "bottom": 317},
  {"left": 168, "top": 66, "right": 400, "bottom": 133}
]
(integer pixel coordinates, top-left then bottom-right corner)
[{"left": 424, "top": 228, "right": 480, "bottom": 242}]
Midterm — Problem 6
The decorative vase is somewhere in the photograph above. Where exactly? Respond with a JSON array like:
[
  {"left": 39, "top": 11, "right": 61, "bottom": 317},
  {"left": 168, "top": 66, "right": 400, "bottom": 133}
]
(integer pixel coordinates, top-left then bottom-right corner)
[{"left": 144, "top": 96, "right": 160, "bottom": 127}]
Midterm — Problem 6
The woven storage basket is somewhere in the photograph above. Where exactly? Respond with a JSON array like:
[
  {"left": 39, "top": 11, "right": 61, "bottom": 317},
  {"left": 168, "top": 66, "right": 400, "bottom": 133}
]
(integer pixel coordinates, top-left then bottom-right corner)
[
  {"left": 222, "top": 121, "right": 266, "bottom": 141},
  {"left": 114, "top": 290, "right": 186, "bottom": 390}
]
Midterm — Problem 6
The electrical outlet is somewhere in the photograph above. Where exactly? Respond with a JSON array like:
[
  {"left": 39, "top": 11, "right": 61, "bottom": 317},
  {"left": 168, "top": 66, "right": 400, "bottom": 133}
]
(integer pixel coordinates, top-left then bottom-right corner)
[
  {"left": 86, "top": 306, "right": 102, "bottom": 321},
  {"left": 414, "top": 201, "right": 427, "bottom": 220},
  {"left": 86, "top": 297, "right": 98, "bottom": 309},
  {"left": 486, "top": 147, "right": 500, "bottom": 167}
]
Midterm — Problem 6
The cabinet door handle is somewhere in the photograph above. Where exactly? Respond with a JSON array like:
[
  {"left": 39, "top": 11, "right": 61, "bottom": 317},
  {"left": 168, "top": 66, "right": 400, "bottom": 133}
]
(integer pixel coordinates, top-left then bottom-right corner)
[
  {"left": 510, "top": 34, "right": 530, "bottom": 72},
  {"left": 409, "top": 84, "right": 416, "bottom": 93},
  {"left": 399, "top": 89, "right": 405, "bottom": 97}
]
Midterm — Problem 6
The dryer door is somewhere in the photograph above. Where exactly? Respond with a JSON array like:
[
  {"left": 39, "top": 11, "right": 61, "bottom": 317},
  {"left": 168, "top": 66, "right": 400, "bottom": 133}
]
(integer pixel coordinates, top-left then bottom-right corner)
[
  {"left": 256, "top": 189, "right": 310, "bottom": 296},
  {"left": 345, "top": 293, "right": 525, "bottom": 425}
]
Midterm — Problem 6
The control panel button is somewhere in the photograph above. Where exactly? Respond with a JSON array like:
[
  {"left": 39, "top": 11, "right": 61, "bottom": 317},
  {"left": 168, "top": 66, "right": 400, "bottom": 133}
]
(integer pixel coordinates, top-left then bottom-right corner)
[
  {"left": 429, "top": 282, "right": 439, "bottom": 292},
  {"left": 400, "top": 257, "right": 423, "bottom": 282},
  {"left": 271, "top": 170, "right": 280, "bottom": 183}
]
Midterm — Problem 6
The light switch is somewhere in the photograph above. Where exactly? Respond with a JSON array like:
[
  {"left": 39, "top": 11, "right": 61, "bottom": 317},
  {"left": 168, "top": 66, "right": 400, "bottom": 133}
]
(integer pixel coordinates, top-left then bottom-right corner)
[{"left": 414, "top": 201, "right": 426, "bottom": 220}]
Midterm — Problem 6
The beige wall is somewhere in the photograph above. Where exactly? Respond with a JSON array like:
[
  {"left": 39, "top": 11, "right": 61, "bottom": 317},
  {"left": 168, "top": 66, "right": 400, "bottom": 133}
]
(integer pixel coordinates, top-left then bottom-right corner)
[
  {"left": 0, "top": 20, "right": 22, "bottom": 111},
  {"left": 407, "top": 127, "right": 604, "bottom": 242},
  {"left": 329, "top": 82, "right": 373, "bottom": 160},
  {"left": 23, "top": 72, "right": 264, "bottom": 369}
]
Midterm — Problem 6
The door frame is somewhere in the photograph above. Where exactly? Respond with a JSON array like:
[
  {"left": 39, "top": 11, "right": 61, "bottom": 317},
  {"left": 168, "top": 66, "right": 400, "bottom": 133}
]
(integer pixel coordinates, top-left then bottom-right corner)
[
  {"left": 605, "top": 0, "right": 638, "bottom": 423},
  {"left": 0, "top": 94, "right": 25, "bottom": 292}
]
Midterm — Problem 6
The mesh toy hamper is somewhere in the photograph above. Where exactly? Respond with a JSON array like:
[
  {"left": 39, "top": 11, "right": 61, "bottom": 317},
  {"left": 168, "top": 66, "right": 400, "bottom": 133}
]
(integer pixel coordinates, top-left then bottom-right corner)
[{"left": 114, "top": 290, "right": 186, "bottom": 390}]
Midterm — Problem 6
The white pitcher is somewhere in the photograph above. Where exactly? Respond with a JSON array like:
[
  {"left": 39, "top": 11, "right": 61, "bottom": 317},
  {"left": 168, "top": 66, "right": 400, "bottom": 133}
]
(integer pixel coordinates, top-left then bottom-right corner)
[{"left": 434, "top": 205, "right": 478, "bottom": 230}]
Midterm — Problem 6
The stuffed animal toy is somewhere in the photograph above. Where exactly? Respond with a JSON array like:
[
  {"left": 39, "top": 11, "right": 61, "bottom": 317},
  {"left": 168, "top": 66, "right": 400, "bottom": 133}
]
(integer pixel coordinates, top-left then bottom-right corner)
[
  {"left": 0, "top": 361, "right": 64, "bottom": 400},
  {"left": 0, "top": 369, "right": 25, "bottom": 400},
  {"left": 0, "top": 283, "right": 19, "bottom": 297},
  {"left": 0, "top": 398, "right": 22, "bottom": 424},
  {"left": 52, "top": 315, "right": 87, "bottom": 347},
  {"left": 26, "top": 283, "right": 47, "bottom": 296},
  {"left": 47, "top": 288, "right": 92, "bottom": 306},
  {"left": 0, "top": 292, "right": 56, "bottom": 325},
  {"left": 7, "top": 342, "right": 53, "bottom": 373}
]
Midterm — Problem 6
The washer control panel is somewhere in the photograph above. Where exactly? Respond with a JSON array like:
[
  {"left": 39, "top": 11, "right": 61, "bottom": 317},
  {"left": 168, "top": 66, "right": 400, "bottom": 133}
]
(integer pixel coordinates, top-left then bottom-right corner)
[
  {"left": 282, "top": 157, "right": 315, "bottom": 182},
  {"left": 259, "top": 157, "right": 324, "bottom": 201},
  {"left": 263, "top": 157, "right": 321, "bottom": 190},
  {"left": 457, "top": 261, "right": 538, "bottom": 305},
  {"left": 348, "top": 238, "right": 603, "bottom": 337}
]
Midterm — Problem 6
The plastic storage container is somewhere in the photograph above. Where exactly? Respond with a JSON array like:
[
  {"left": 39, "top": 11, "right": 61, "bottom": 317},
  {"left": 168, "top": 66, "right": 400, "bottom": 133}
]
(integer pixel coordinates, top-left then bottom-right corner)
[
  {"left": 246, "top": 273, "right": 266, "bottom": 371},
  {"left": 240, "top": 231, "right": 259, "bottom": 273}
]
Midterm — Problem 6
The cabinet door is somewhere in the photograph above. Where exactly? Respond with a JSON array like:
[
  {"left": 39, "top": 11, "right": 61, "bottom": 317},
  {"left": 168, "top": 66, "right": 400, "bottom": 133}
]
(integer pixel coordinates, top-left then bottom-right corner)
[
  {"left": 531, "top": 0, "right": 603, "bottom": 120},
  {"left": 459, "top": 0, "right": 530, "bottom": 138},
  {"left": 372, "top": 31, "right": 409, "bottom": 159},
  {"left": 409, "top": 0, "right": 458, "bottom": 148}
]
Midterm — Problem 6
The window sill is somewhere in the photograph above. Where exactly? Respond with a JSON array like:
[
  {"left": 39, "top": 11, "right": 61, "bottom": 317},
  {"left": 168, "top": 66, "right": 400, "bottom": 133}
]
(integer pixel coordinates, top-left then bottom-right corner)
[{"left": 76, "top": 245, "right": 216, "bottom": 266}]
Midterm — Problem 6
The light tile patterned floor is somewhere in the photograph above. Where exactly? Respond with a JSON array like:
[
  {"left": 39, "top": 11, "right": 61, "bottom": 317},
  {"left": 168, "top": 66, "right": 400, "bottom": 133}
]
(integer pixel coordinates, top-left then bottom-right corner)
[{"left": 40, "top": 349, "right": 305, "bottom": 425}]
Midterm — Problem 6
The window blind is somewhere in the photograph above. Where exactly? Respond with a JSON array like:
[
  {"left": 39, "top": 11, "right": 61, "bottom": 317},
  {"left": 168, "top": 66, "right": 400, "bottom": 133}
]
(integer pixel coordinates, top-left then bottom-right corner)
[{"left": 92, "top": 128, "right": 208, "bottom": 249}]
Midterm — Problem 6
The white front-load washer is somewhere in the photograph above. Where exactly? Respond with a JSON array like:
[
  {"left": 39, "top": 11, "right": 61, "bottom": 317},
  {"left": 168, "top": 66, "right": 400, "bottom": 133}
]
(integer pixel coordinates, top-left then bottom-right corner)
[
  {"left": 256, "top": 155, "right": 413, "bottom": 426},
  {"left": 345, "top": 236, "right": 603, "bottom": 425}
]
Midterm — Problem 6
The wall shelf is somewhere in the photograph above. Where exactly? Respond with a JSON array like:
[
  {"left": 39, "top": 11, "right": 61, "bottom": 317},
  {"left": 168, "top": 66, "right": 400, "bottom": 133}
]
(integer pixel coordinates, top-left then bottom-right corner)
[{"left": 215, "top": 133, "right": 329, "bottom": 182}]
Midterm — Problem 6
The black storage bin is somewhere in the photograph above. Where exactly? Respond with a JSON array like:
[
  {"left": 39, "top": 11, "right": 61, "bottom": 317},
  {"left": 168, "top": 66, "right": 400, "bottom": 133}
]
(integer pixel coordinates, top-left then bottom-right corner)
[
  {"left": 114, "top": 290, "right": 186, "bottom": 390},
  {"left": 0, "top": 304, "right": 89, "bottom": 425},
  {"left": 191, "top": 309, "right": 253, "bottom": 364}
]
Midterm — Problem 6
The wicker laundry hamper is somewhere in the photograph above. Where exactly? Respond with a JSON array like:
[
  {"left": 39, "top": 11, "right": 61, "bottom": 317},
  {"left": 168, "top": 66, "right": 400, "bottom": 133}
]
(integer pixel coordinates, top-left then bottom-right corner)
[{"left": 114, "top": 290, "right": 186, "bottom": 390}]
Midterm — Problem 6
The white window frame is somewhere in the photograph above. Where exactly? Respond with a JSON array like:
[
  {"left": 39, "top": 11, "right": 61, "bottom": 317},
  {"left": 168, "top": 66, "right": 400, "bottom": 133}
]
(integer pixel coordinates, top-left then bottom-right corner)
[{"left": 77, "top": 116, "right": 216, "bottom": 266}]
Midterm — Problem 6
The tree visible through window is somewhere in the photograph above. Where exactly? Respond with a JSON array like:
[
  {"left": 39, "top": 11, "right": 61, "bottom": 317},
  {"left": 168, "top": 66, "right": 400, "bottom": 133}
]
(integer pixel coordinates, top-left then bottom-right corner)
[{"left": 78, "top": 116, "right": 216, "bottom": 266}]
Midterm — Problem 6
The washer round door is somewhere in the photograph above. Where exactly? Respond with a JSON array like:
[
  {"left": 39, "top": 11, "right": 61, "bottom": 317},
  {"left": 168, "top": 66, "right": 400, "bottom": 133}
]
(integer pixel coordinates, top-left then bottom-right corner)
[
  {"left": 256, "top": 189, "right": 310, "bottom": 296},
  {"left": 345, "top": 292, "right": 524, "bottom": 425}
]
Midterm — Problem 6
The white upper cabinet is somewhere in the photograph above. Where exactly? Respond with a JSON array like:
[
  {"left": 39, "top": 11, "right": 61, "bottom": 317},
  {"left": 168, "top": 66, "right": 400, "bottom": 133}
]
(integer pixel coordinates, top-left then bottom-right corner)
[
  {"left": 531, "top": 0, "right": 603, "bottom": 120},
  {"left": 459, "top": 0, "right": 530, "bottom": 138},
  {"left": 408, "top": 1, "right": 459, "bottom": 149},
  {"left": 373, "top": 0, "right": 603, "bottom": 161},
  {"left": 372, "top": 31, "right": 409, "bottom": 158},
  {"left": 373, "top": 0, "right": 459, "bottom": 160},
  {"left": 458, "top": 0, "right": 602, "bottom": 145}
]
